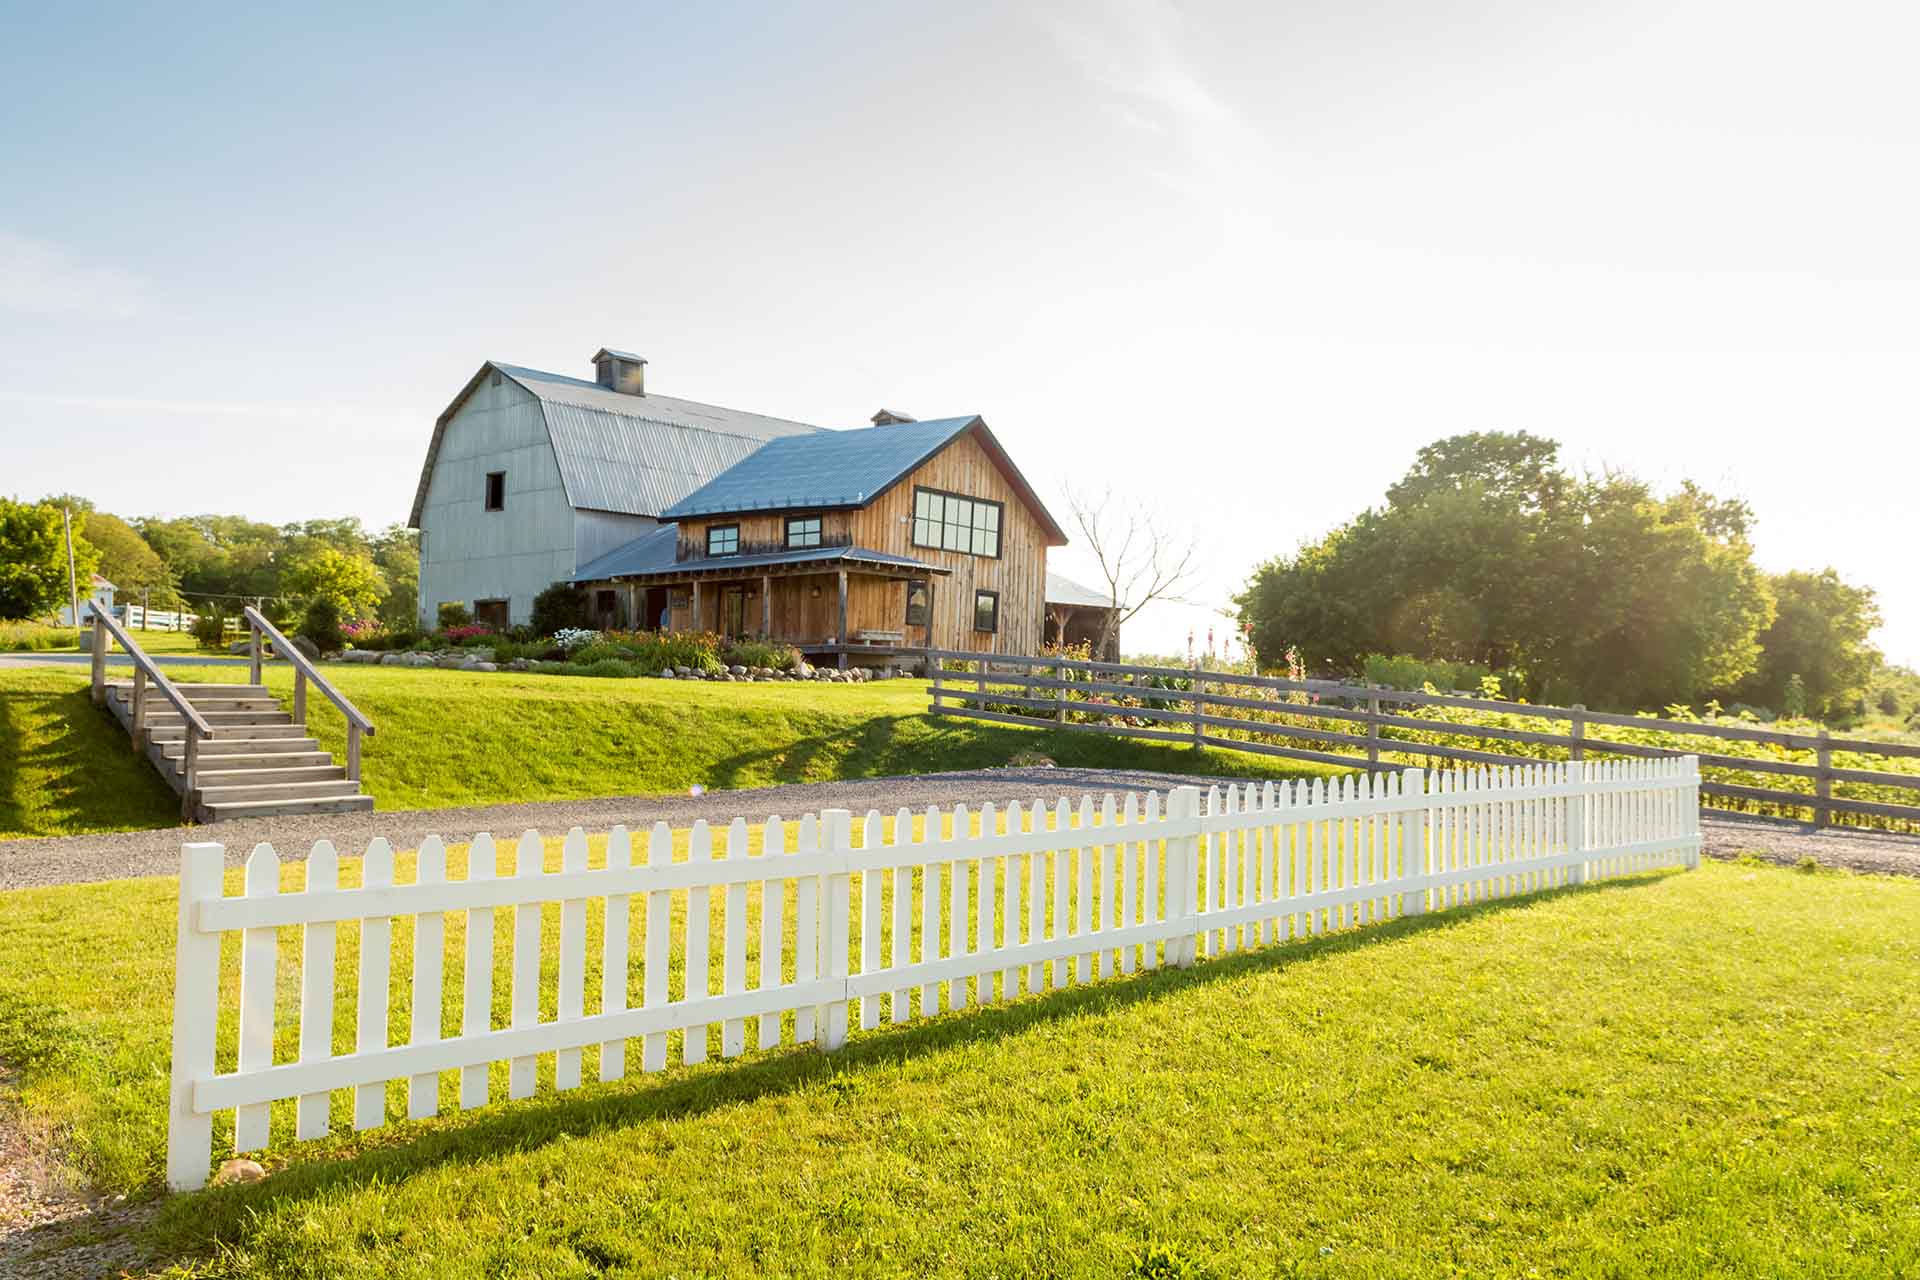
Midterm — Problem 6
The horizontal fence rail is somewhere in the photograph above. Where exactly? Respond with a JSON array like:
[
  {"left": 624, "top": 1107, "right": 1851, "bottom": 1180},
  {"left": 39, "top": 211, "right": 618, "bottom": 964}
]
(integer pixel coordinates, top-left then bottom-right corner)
[
  {"left": 924, "top": 649, "right": 1920, "bottom": 831},
  {"left": 166, "top": 759, "right": 1700, "bottom": 1190}
]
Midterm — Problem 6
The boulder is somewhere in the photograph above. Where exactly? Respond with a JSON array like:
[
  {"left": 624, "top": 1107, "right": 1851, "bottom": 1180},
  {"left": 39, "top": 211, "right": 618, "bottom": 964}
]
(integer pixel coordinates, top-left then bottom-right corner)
[
  {"left": 795, "top": 661, "right": 815, "bottom": 679},
  {"left": 729, "top": 664, "right": 747, "bottom": 677},
  {"left": 466, "top": 647, "right": 496, "bottom": 662},
  {"left": 509, "top": 658, "right": 534, "bottom": 672},
  {"left": 229, "top": 640, "right": 252, "bottom": 655},
  {"left": 459, "top": 660, "right": 498, "bottom": 672},
  {"left": 340, "top": 649, "right": 381, "bottom": 664},
  {"left": 435, "top": 656, "right": 468, "bottom": 670},
  {"left": 213, "top": 1157, "right": 266, "bottom": 1186},
  {"left": 291, "top": 635, "right": 321, "bottom": 663},
  {"left": 379, "top": 652, "right": 404, "bottom": 666},
  {"left": 659, "top": 668, "right": 676, "bottom": 678},
  {"left": 401, "top": 652, "right": 437, "bottom": 668}
]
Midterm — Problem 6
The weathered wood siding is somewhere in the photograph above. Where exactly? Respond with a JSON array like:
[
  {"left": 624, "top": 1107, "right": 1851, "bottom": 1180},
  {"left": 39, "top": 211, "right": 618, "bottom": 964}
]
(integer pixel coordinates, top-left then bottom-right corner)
[{"left": 672, "top": 429, "right": 1052, "bottom": 653}]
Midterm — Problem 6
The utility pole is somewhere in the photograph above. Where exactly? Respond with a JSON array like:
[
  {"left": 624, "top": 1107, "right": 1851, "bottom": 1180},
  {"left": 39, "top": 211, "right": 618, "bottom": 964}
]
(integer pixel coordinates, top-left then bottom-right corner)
[{"left": 62, "top": 506, "right": 80, "bottom": 629}]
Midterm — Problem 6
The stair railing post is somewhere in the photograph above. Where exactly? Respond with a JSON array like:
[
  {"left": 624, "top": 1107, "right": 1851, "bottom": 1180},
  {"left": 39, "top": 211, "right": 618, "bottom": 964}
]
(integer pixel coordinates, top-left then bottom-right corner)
[
  {"left": 293, "top": 668, "right": 307, "bottom": 725},
  {"left": 347, "top": 724, "right": 362, "bottom": 784},
  {"left": 131, "top": 666, "right": 148, "bottom": 750},
  {"left": 90, "top": 612, "right": 108, "bottom": 705},
  {"left": 181, "top": 732, "right": 199, "bottom": 820},
  {"left": 248, "top": 617, "right": 263, "bottom": 686}
]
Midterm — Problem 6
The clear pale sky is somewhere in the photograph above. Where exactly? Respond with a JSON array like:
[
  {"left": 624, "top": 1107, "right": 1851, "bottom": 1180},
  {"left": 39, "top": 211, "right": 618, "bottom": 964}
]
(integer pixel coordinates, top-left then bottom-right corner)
[{"left": 3, "top": 1, "right": 1914, "bottom": 665}]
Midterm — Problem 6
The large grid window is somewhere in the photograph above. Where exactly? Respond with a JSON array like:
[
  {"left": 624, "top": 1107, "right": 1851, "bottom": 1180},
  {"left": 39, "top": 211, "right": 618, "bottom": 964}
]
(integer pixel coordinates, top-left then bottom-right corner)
[
  {"left": 912, "top": 486, "right": 1002, "bottom": 558},
  {"left": 786, "top": 515, "right": 822, "bottom": 549},
  {"left": 973, "top": 589, "right": 1000, "bottom": 633},
  {"left": 706, "top": 524, "right": 740, "bottom": 556}
]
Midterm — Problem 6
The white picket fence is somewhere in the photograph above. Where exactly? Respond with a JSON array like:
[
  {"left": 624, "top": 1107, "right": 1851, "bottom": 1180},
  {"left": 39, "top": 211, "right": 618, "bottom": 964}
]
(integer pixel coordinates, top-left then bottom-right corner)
[{"left": 166, "top": 757, "right": 1701, "bottom": 1189}]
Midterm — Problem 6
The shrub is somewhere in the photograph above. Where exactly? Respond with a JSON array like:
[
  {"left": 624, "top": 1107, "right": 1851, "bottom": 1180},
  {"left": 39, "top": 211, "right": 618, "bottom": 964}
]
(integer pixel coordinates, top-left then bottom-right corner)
[
  {"left": 567, "top": 641, "right": 633, "bottom": 666},
  {"left": 617, "top": 630, "right": 726, "bottom": 674},
  {"left": 443, "top": 623, "right": 494, "bottom": 645},
  {"left": 1363, "top": 653, "right": 1493, "bottom": 695},
  {"left": 437, "top": 601, "right": 472, "bottom": 629},
  {"left": 724, "top": 639, "right": 800, "bottom": 671},
  {"left": 191, "top": 610, "right": 229, "bottom": 651},
  {"left": 531, "top": 582, "right": 592, "bottom": 637},
  {"left": 298, "top": 599, "right": 345, "bottom": 654},
  {"left": 552, "top": 627, "right": 601, "bottom": 653}
]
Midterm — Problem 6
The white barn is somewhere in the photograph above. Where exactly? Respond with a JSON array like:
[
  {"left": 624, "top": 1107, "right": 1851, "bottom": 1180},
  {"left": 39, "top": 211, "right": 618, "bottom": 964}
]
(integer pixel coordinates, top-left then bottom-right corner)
[{"left": 409, "top": 349, "right": 823, "bottom": 630}]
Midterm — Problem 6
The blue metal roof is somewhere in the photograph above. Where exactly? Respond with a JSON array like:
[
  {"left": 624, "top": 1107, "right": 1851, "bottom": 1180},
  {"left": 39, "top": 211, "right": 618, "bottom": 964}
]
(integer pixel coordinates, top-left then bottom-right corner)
[
  {"left": 570, "top": 523, "right": 947, "bottom": 582},
  {"left": 661, "top": 416, "right": 980, "bottom": 519}
]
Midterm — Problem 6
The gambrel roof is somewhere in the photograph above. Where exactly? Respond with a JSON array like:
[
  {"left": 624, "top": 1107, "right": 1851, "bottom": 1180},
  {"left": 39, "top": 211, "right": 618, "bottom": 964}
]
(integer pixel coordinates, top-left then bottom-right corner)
[{"left": 408, "top": 362, "right": 825, "bottom": 528}]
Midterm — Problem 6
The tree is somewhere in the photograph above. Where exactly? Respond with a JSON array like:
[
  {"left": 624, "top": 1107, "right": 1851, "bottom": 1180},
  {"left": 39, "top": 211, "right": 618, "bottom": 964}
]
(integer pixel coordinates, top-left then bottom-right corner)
[
  {"left": 78, "top": 511, "right": 177, "bottom": 606},
  {"left": 1063, "top": 485, "right": 1199, "bottom": 660},
  {"left": 0, "top": 498, "right": 99, "bottom": 620},
  {"left": 1734, "top": 570, "right": 1882, "bottom": 719},
  {"left": 1235, "top": 432, "right": 1779, "bottom": 709},
  {"left": 280, "top": 546, "right": 384, "bottom": 618},
  {"left": 370, "top": 524, "right": 419, "bottom": 630}
]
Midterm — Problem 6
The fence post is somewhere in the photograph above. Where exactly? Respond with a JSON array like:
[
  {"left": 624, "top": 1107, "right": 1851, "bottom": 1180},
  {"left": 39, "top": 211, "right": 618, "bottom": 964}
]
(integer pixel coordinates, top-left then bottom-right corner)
[
  {"left": 977, "top": 658, "right": 987, "bottom": 711},
  {"left": 817, "top": 809, "right": 853, "bottom": 1051},
  {"left": 1366, "top": 684, "right": 1382, "bottom": 768},
  {"left": 1566, "top": 761, "right": 1588, "bottom": 885},
  {"left": 1814, "top": 729, "right": 1832, "bottom": 828},
  {"left": 928, "top": 650, "right": 942, "bottom": 712},
  {"left": 1400, "top": 768, "right": 1427, "bottom": 915},
  {"left": 1171, "top": 785, "right": 1203, "bottom": 966},
  {"left": 167, "top": 842, "right": 225, "bottom": 1192},
  {"left": 1569, "top": 704, "right": 1586, "bottom": 762},
  {"left": 1190, "top": 663, "right": 1205, "bottom": 751},
  {"left": 1685, "top": 756, "right": 1702, "bottom": 868},
  {"left": 1056, "top": 659, "right": 1068, "bottom": 724}
]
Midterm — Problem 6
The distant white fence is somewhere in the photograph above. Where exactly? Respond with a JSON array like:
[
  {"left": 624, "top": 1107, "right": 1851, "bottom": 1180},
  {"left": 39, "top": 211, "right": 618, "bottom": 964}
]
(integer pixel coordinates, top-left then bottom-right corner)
[{"left": 167, "top": 757, "right": 1701, "bottom": 1189}]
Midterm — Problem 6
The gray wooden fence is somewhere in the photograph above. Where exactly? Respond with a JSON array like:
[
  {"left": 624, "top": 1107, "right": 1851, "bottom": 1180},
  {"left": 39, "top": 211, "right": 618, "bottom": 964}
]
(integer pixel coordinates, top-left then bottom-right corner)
[{"left": 925, "top": 649, "right": 1920, "bottom": 830}]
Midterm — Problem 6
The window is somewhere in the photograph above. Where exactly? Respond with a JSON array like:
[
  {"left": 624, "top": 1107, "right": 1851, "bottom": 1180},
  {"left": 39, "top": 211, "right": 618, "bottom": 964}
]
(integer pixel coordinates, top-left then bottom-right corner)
[
  {"left": 911, "top": 486, "right": 1002, "bottom": 558},
  {"left": 490, "top": 370, "right": 501, "bottom": 387},
  {"left": 973, "top": 589, "right": 999, "bottom": 633},
  {"left": 905, "top": 581, "right": 930, "bottom": 626},
  {"left": 593, "top": 589, "right": 617, "bottom": 617},
  {"left": 786, "top": 515, "right": 823, "bottom": 549},
  {"left": 706, "top": 524, "right": 740, "bottom": 556},
  {"left": 484, "top": 471, "right": 505, "bottom": 512}
]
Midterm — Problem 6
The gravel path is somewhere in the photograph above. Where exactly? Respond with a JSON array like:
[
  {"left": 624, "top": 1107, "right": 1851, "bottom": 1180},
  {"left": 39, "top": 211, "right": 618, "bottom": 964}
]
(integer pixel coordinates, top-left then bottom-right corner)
[{"left": 3, "top": 770, "right": 1917, "bottom": 890}]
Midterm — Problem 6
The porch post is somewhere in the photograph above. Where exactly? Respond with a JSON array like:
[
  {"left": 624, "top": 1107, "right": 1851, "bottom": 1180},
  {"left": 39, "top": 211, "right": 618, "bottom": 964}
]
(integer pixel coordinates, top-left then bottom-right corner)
[
  {"left": 691, "top": 579, "right": 703, "bottom": 632},
  {"left": 761, "top": 573, "right": 772, "bottom": 639},
  {"left": 837, "top": 569, "right": 849, "bottom": 669}
]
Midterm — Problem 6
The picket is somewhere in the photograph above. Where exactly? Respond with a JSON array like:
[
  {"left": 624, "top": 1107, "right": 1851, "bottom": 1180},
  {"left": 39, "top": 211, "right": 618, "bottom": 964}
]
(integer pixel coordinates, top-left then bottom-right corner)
[{"left": 164, "top": 757, "right": 1703, "bottom": 1189}]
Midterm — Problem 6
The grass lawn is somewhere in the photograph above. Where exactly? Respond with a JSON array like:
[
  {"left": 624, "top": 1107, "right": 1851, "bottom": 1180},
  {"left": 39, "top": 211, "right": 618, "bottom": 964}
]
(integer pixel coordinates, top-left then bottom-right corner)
[
  {"left": 0, "top": 852, "right": 1913, "bottom": 1277},
  {"left": 0, "top": 666, "right": 1342, "bottom": 840}
]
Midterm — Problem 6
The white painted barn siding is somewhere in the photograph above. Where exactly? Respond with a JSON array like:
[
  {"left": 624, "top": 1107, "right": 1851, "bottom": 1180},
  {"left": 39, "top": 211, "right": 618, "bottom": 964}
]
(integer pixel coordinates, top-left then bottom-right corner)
[{"left": 416, "top": 378, "right": 573, "bottom": 627}]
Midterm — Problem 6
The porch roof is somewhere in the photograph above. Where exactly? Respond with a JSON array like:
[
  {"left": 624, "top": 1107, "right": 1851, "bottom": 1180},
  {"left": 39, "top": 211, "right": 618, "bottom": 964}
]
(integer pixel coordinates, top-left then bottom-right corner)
[{"left": 573, "top": 526, "right": 947, "bottom": 583}]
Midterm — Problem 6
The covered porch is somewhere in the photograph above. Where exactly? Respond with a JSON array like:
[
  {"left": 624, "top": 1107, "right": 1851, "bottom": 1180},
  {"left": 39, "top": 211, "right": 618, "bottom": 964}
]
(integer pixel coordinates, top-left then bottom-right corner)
[{"left": 577, "top": 541, "right": 949, "bottom": 669}]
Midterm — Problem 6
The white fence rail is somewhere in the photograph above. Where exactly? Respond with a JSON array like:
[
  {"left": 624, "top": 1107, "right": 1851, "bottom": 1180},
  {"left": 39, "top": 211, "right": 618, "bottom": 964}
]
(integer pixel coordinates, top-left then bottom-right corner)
[{"left": 167, "top": 757, "right": 1701, "bottom": 1189}]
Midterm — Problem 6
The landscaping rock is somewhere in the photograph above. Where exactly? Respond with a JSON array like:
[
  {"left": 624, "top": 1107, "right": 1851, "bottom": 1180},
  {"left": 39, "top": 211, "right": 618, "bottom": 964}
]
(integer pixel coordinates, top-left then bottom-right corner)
[
  {"left": 729, "top": 665, "right": 747, "bottom": 677},
  {"left": 508, "top": 658, "right": 534, "bottom": 672},
  {"left": 213, "top": 1158, "right": 265, "bottom": 1186},
  {"left": 340, "top": 649, "right": 382, "bottom": 664},
  {"left": 459, "top": 660, "right": 498, "bottom": 673},
  {"left": 795, "top": 662, "right": 815, "bottom": 679},
  {"left": 291, "top": 636, "right": 321, "bottom": 663},
  {"left": 435, "top": 656, "right": 468, "bottom": 670},
  {"left": 228, "top": 640, "right": 251, "bottom": 655},
  {"left": 659, "top": 668, "right": 675, "bottom": 678},
  {"left": 399, "top": 653, "right": 437, "bottom": 668}
]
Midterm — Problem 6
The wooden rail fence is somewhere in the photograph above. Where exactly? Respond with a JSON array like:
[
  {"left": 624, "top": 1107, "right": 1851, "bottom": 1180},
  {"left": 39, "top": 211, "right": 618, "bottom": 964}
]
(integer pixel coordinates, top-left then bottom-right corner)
[
  {"left": 166, "top": 764, "right": 1698, "bottom": 1189},
  {"left": 925, "top": 650, "right": 1920, "bottom": 830}
]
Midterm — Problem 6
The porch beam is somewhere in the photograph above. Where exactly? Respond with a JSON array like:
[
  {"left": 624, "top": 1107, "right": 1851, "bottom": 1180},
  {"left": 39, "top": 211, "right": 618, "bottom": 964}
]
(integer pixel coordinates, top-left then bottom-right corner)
[{"left": 837, "top": 569, "right": 849, "bottom": 670}]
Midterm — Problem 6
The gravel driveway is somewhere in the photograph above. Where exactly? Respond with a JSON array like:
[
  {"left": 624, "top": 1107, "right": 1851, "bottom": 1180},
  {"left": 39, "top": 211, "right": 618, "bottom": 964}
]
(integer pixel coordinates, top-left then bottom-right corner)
[{"left": 3, "top": 770, "right": 1917, "bottom": 890}]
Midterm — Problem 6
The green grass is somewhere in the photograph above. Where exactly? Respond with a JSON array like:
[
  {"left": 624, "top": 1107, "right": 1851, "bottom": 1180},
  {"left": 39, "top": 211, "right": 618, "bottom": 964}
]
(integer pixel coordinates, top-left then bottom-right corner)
[
  {"left": 0, "top": 667, "right": 1341, "bottom": 839},
  {"left": 0, "top": 854, "right": 1913, "bottom": 1276}
]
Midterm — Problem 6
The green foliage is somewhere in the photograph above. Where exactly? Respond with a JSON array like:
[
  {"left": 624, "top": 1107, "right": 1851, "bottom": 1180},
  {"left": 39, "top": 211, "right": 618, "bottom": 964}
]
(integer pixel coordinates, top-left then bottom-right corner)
[
  {"left": 600, "top": 629, "right": 727, "bottom": 674},
  {"left": 0, "top": 621, "right": 81, "bottom": 651},
  {"left": 1782, "top": 673, "right": 1808, "bottom": 719},
  {"left": 371, "top": 525, "right": 419, "bottom": 631},
  {"left": 0, "top": 498, "right": 99, "bottom": 621},
  {"left": 190, "top": 610, "right": 229, "bottom": 650},
  {"left": 298, "top": 598, "right": 346, "bottom": 654},
  {"left": 530, "top": 581, "right": 593, "bottom": 636},
  {"left": 1733, "top": 569, "right": 1882, "bottom": 722},
  {"left": 1362, "top": 653, "right": 1492, "bottom": 695},
  {"left": 75, "top": 510, "right": 175, "bottom": 603},
  {"left": 281, "top": 545, "right": 385, "bottom": 617},
  {"left": 437, "top": 601, "right": 472, "bottom": 629},
  {"left": 724, "top": 639, "right": 800, "bottom": 671},
  {"left": 1237, "top": 432, "right": 1778, "bottom": 711},
  {"left": 575, "top": 657, "right": 644, "bottom": 678}
]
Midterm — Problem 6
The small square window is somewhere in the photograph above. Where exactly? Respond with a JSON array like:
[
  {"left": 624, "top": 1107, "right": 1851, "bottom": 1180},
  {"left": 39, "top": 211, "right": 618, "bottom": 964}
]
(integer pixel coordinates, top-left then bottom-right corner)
[
  {"left": 484, "top": 471, "right": 505, "bottom": 512},
  {"left": 786, "top": 515, "right": 822, "bottom": 549},
  {"left": 707, "top": 524, "right": 740, "bottom": 556},
  {"left": 905, "top": 581, "right": 930, "bottom": 626},
  {"left": 973, "top": 589, "right": 999, "bottom": 633}
]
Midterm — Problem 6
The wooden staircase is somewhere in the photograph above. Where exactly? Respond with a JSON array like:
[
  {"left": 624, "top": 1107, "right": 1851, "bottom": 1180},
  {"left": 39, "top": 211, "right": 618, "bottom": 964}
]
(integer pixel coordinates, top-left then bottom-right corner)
[{"left": 90, "top": 606, "right": 376, "bottom": 824}]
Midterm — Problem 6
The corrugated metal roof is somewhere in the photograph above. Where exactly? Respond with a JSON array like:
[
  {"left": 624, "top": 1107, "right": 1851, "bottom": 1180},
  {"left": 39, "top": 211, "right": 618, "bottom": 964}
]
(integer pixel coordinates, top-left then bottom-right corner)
[
  {"left": 1045, "top": 571, "right": 1111, "bottom": 609},
  {"left": 662, "top": 416, "right": 978, "bottom": 518},
  {"left": 570, "top": 524, "right": 946, "bottom": 582}
]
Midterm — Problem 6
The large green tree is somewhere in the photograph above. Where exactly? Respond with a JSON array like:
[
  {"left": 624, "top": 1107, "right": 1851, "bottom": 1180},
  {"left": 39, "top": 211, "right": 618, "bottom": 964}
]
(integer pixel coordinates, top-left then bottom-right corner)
[
  {"left": 281, "top": 545, "right": 385, "bottom": 618},
  {"left": 1236, "top": 433, "right": 1779, "bottom": 710},
  {"left": 0, "top": 499, "right": 100, "bottom": 620},
  {"left": 370, "top": 524, "right": 419, "bottom": 630},
  {"left": 1734, "top": 570, "right": 1882, "bottom": 719},
  {"left": 78, "top": 511, "right": 178, "bottom": 606}
]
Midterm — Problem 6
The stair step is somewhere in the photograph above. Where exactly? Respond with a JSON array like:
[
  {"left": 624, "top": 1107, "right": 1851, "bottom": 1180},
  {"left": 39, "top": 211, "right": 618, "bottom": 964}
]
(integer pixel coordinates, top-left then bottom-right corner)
[
  {"left": 193, "top": 765, "right": 347, "bottom": 787},
  {"left": 178, "top": 750, "right": 335, "bottom": 770},
  {"left": 149, "top": 723, "right": 313, "bottom": 742},
  {"left": 160, "top": 737, "right": 322, "bottom": 758},
  {"left": 201, "top": 795, "right": 376, "bottom": 821},
  {"left": 196, "top": 780, "right": 369, "bottom": 804},
  {"left": 144, "top": 710, "right": 294, "bottom": 728},
  {"left": 107, "top": 682, "right": 272, "bottom": 703}
]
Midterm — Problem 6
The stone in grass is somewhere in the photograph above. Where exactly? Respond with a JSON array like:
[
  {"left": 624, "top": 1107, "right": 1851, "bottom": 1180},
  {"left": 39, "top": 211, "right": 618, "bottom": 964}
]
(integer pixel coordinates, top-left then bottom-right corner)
[
  {"left": 213, "top": 1157, "right": 266, "bottom": 1186},
  {"left": 659, "top": 668, "right": 675, "bottom": 678}
]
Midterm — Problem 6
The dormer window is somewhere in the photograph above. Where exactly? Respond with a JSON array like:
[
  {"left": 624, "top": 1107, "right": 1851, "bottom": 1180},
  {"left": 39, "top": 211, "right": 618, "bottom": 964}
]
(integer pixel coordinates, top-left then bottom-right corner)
[{"left": 706, "top": 524, "right": 740, "bottom": 556}]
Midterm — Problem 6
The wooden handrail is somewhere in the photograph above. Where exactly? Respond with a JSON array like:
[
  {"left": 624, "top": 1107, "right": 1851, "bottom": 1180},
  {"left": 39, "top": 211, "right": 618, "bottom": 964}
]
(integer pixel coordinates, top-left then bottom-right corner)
[
  {"left": 90, "top": 610, "right": 215, "bottom": 738},
  {"left": 242, "top": 606, "right": 376, "bottom": 735}
]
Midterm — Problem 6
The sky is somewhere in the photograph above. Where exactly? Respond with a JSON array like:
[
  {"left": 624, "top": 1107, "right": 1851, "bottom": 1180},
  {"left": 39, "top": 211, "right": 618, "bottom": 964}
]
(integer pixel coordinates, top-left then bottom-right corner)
[{"left": 2, "top": 0, "right": 1915, "bottom": 666}]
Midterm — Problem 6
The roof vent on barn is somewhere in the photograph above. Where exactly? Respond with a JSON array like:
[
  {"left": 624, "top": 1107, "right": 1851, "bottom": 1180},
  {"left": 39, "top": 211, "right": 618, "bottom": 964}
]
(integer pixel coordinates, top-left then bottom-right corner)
[
  {"left": 870, "top": 408, "right": 917, "bottom": 425},
  {"left": 592, "top": 348, "right": 647, "bottom": 396}
]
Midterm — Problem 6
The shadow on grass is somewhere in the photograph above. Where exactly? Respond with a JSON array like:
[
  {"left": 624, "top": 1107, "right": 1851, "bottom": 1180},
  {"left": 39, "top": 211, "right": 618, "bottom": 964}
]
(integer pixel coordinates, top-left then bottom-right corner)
[
  {"left": 145, "top": 868, "right": 1678, "bottom": 1255},
  {"left": 0, "top": 684, "right": 178, "bottom": 839}
]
